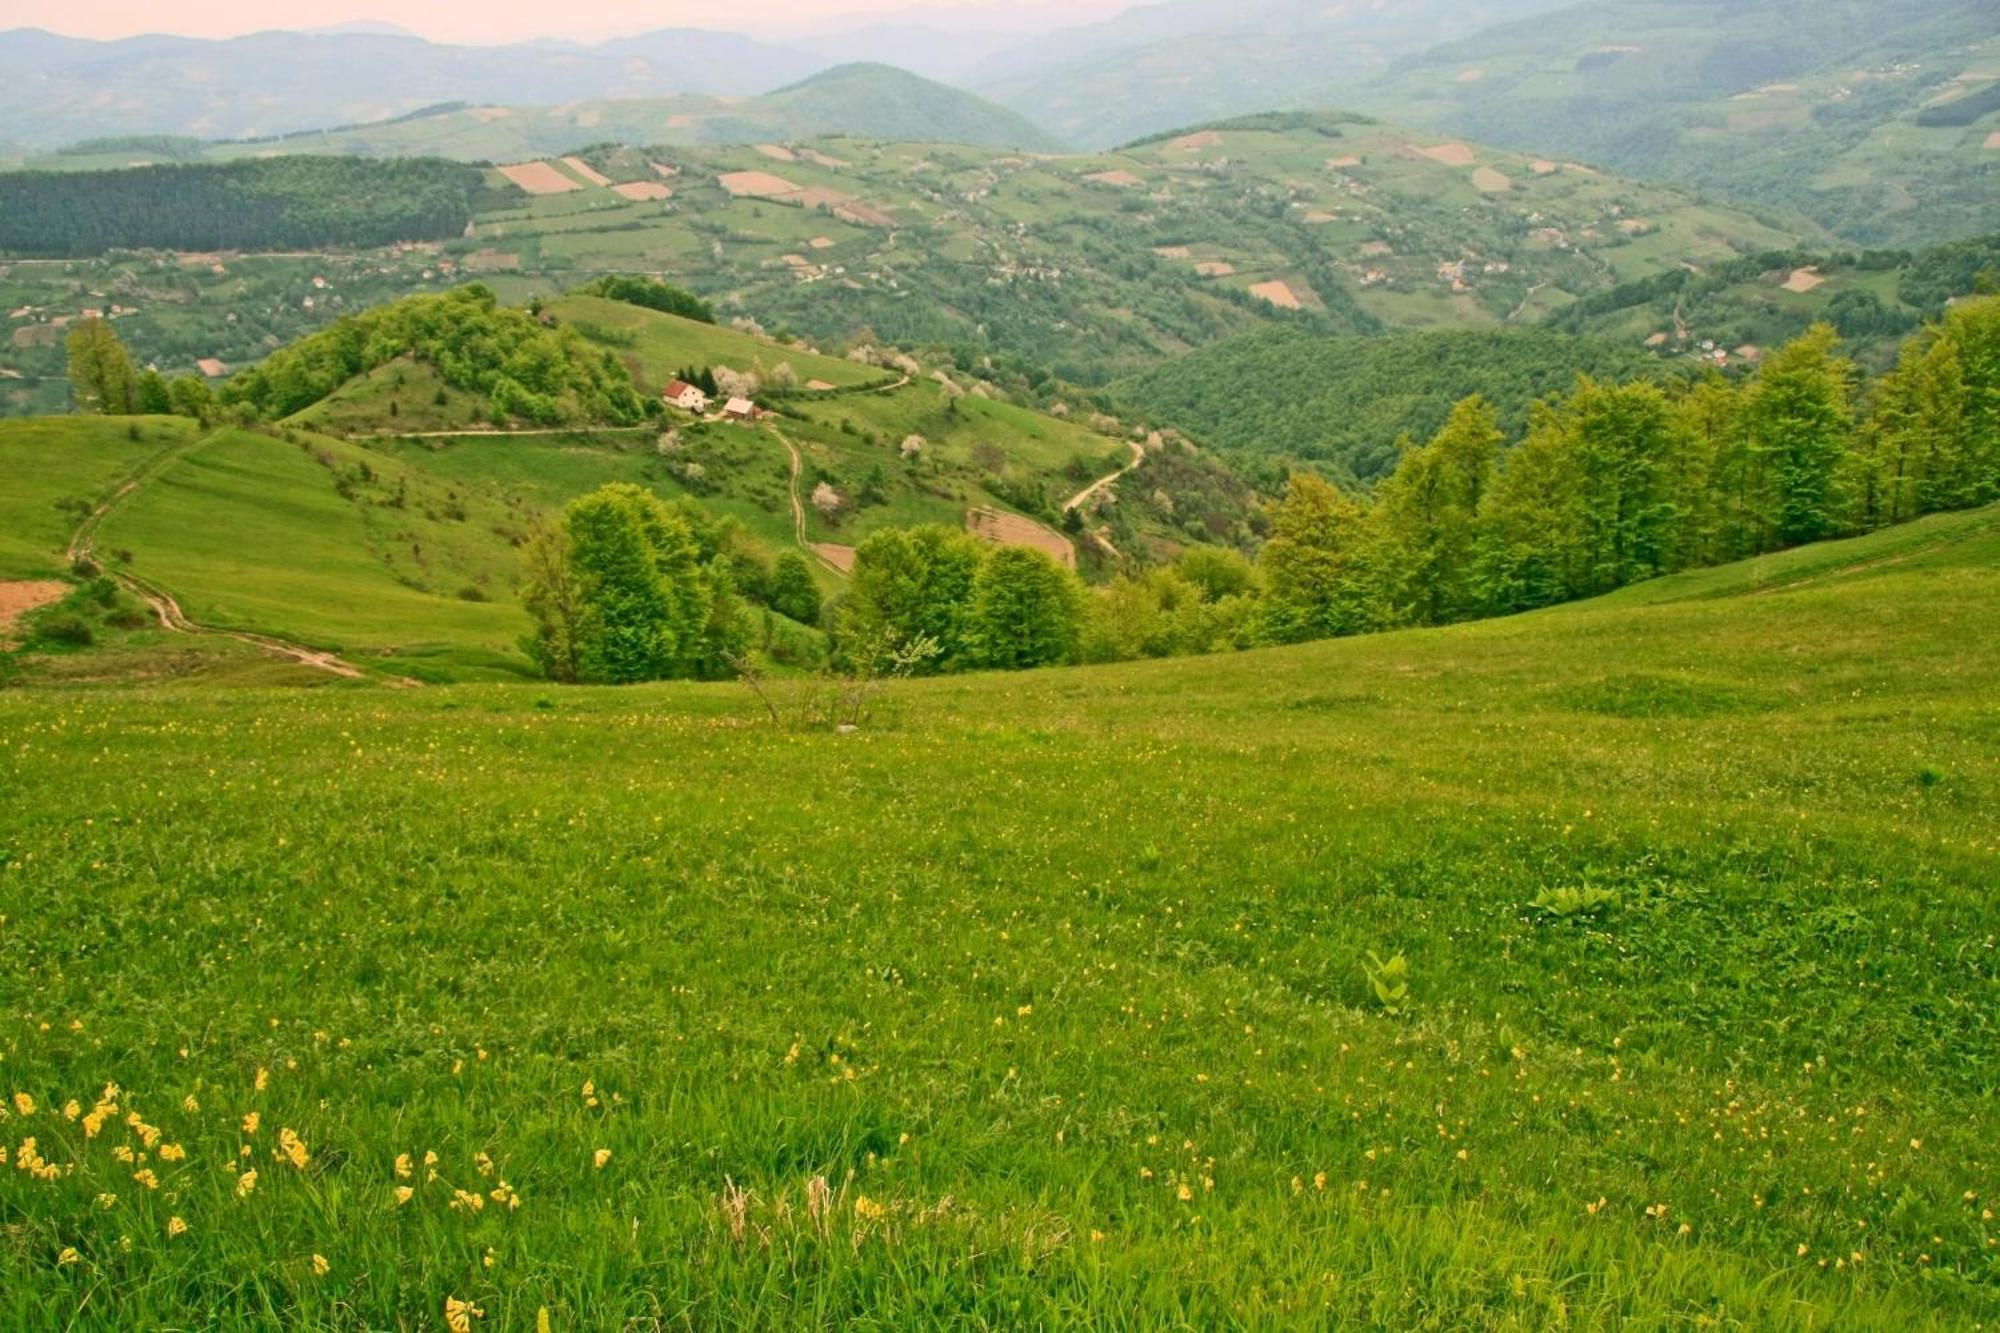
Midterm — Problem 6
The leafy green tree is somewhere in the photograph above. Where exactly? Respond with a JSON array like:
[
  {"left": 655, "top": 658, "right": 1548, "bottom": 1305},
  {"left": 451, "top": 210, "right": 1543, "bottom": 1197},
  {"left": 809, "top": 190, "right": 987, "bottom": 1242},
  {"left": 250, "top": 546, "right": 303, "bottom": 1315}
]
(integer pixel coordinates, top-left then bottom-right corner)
[
  {"left": 768, "top": 552, "right": 823, "bottom": 626},
  {"left": 1173, "top": 546, "right": 1257, "bottom": 602},
  {"left": 527, "top": 484, "right": 713, "bottom": 684},
  {"left": 134, "top": 368, "right": 172, "bottom": 415},
  {"left": 1372, "top": 396, "right": 1499, "bottom": 624},
  {"left": 839, "top": 525, "right": 985, "bottom": 669},
  {"left": 968, "top": 546, "right": 1085, "bottom": 670},
  {"left": 1664, "top": 375, "right": 1737, "bottom": 568},
  {"left": 1257, "top": 474, "right": 1382, "bottom": 643},
  {"left": 1473, "top": 404, "right": 1588, "bottom": 615},
  {"left": 1739, "top": 325, "right": 1855, "bottom": 546},
  {"left": 66, "top": 317, "right": 136, "bottom": 414},
  {"left": 1564, "top": 377, "right": 1678, "bottom": 594},
  {"left": 166, "top": 374, "right": 215, "bottom": 422}
]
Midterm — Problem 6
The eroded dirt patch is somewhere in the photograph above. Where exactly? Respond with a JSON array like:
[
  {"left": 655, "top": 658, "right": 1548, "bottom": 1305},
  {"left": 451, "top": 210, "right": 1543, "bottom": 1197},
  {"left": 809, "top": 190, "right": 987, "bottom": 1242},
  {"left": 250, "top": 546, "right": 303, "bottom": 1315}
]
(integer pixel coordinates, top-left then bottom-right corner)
[{"left": 0, "top": 579, "right": 68, "bottom": 644}]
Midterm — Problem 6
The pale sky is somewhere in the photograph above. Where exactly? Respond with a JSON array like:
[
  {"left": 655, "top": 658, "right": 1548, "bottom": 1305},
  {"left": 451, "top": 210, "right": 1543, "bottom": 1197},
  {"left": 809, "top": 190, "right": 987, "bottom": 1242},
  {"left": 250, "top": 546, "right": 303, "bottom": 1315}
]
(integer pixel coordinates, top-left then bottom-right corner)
[{"left": 10, "top": 0, "right": 1116, "bottom": 45}]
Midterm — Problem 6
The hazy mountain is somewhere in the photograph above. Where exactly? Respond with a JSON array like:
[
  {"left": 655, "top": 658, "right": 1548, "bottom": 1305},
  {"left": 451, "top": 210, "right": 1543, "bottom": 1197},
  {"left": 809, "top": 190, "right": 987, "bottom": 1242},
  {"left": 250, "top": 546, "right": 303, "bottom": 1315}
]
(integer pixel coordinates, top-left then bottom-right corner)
[
  {"left": 0, "top": 25, "right": 827, "bottom": 146},
  {"left": 971, "top": 0, "right": 1576, "bottom": 148},
  {"left": 23, "top": 64, "right": 1064, "bottom": 162},
  {"left": 1353, "top": 0, "right": 2000, "bottom": 247}
]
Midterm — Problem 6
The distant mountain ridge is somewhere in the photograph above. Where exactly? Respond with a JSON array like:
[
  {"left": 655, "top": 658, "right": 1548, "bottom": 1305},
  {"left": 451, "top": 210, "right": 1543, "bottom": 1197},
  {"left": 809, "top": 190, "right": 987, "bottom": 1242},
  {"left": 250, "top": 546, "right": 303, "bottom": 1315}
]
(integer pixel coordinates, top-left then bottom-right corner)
[
  {"left": 0, "top": 25, "right": 827, "bottom": 146},
  {"left": 10, "top": 64, "right": 1064, "bottom": 163}
]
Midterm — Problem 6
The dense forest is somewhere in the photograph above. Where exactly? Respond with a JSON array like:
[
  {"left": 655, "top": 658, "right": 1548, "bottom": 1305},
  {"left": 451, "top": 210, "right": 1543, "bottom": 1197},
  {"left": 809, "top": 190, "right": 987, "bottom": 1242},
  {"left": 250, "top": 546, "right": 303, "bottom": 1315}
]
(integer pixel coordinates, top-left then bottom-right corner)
[
  {"left": 219, "top": 285, "right": 646, "bottom": 426},
  {"left": 1116, "top": 329, "right": 1665, "bottom": 480},
  {"left": 0, "top": 157, "right": 494, "bottom": 258}
]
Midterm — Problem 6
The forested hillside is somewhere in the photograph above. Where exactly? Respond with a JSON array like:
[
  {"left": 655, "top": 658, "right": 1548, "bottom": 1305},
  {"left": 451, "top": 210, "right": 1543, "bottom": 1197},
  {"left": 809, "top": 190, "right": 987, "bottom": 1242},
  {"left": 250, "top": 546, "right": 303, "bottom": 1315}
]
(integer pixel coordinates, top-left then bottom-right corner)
[
  {"left": 1544, "top": 234, "right": 2000, "bottom": 369},
  {"left": 1117, "top": 329, "right": 1665, "bottom": 478},
  {"left": 220, "top": 285, "right": 646, "bottom": 426},
  {"left": 0, "top": 157, "right": 495, "bottom": 257}
]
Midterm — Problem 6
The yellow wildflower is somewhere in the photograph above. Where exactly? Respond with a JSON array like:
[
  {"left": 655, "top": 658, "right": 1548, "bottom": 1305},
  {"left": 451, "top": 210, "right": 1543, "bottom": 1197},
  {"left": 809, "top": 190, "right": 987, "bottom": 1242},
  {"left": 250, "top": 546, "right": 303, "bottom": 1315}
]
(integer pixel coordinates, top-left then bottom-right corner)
[
  {"left": 237, "top": 1169, "right": 258, "bottom": 1198},
  {"left": 12, "top": 1092, "right": 33, "bottom": 1116},
  {"left": 444, "top": 1297, "right": 483, "bottom": 1333},
  {"left": 58, "top": 1246, "right": 80, "bottom": 1266},
  {"left": 62, "top": 1100, "right": 80, "bottom": 1121},
  {"left": 276, "top": 1128, "right": 308, "bottom": 1170},
  {"left": 393, "top": 1185, "right": 415, "bottom": 1206},
  {"left": 182, "top": 1095, "right": 200, "bottom": 1114},
  {"left": 96, "top": 1192, "right": 118, "bottom": 1210},
  {"left": 133, "top": 1168, "right": 159, "bottom": 1190},
  {"left": 593, "top": 1148, "right": 612, "bottom": 1170},
  {"left": 166, "top": 1216, "right": 187, "bottom": 1238},
  {"left": 159, "top": 1143, "right": 186, "bottom": 1162},
  {"left": 394, "top": 1152, "right": 413, "bottom": 1180},
  {"left": 1177, "top": 1182, "right": 1194, "bottom": 1202},
  {"left": 311, "top": 1254, "right": 330, "bottom": 1277},
  {"left": 241, "top": 1112, "right": 260, "bottom": 1135},
  {"left": 254, "top": 1068, "right": 269, "bottom": 1092},
  {"left": 854, "top": 1194, "right": 886, "bottom": 1220}
]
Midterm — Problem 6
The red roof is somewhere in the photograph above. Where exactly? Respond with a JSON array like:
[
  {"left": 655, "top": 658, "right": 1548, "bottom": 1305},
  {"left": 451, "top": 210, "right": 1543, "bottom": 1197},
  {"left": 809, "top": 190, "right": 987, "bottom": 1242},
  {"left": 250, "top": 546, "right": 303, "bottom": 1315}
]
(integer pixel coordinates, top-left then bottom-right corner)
[{"left": 664, "top": 379, "right": 695, "bottom": 397}]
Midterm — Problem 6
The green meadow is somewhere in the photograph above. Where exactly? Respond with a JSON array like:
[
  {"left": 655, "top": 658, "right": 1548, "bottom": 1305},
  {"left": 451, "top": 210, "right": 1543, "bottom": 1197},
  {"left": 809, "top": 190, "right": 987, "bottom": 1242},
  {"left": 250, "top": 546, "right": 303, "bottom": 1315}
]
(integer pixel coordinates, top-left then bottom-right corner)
[{"left": 2, "top": 504, "right": 1996, "bottom": 1328}]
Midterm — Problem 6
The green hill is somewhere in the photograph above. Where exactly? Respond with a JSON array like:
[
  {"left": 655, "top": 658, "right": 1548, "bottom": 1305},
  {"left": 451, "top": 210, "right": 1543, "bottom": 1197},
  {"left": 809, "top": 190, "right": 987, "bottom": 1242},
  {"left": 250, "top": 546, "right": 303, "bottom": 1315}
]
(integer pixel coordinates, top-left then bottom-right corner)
[
  {"left": 0, "top": 112, "right": 1813, "bottom": 409},
  {"left": 3, "top": 486, "right": 1996, "bottom": 1324},
  {"left": 1356, "top": 0, "right": 2000, "bottom": 248}
]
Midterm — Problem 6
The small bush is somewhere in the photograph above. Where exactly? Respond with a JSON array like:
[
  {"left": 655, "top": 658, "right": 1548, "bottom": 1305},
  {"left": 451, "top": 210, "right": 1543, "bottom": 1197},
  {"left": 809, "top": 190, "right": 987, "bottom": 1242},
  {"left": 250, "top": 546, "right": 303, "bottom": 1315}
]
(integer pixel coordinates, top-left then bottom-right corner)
[
  {"left": 36, "top": 612, "right": 96, "bottom": 647},
  {"left": 456, "top": 585, "right": 489, "bottom": 602}
]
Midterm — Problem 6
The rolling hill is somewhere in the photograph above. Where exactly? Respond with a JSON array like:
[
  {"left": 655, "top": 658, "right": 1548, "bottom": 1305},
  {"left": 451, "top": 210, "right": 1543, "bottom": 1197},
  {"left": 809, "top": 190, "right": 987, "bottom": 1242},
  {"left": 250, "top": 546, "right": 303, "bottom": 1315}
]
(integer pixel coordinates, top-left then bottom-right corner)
[
  {"left": 0, "top": 111, "right": 1810, "bottom": 408},
  {"left": 1355, "top": 0, "right": 2000, "bottom": 248},
  {"left": 0, "top": 289, "right": 1264, "bottom": 678},
  {"left": 4, "top": 436, "right": 1996, "bottom": 1322}
]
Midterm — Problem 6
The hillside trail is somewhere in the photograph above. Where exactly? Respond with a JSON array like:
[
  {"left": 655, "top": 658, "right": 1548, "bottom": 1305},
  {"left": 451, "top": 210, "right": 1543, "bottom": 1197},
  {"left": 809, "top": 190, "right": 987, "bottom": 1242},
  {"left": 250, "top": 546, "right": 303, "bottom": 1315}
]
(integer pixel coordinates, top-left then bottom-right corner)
[
  {"left": 364, "top": 426, "right": 653, "bottom": 439},
  {"left": 1063, "top": 439, "right": 1146, "bottom": 513},
  {"left": 764, "top": 423, "right": 855, "bottom": 576},
  {"left": 66, "top": 428, "right": 400, "bottom": 684}
]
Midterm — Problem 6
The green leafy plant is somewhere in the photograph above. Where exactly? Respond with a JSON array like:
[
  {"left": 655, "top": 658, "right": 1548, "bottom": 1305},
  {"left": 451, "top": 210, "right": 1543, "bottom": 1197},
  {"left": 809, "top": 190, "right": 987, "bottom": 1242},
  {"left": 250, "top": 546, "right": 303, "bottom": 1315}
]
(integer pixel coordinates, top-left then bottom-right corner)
[{"left": 1361, "top": 949, "right": 1410, "bottom": 1013}]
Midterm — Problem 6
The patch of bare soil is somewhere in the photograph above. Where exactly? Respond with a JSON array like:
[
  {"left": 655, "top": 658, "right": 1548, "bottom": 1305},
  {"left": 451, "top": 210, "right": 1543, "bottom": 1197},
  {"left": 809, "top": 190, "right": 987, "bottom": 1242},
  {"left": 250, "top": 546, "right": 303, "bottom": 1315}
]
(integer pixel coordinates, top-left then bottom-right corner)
[
  {"left": 0, "top": 579, "right": 67, "bottom": 644},
  {"left": 965, "top": 507, "right": 1076, "bottom": 569}
]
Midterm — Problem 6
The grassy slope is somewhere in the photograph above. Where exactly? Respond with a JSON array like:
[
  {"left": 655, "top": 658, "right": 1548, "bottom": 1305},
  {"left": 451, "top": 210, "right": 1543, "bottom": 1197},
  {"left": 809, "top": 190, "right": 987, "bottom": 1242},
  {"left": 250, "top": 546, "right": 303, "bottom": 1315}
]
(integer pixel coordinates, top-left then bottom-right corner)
[
  {"left": 546, "top": 294, "right": 878, "bottom": 393},
  {"left": 91, "top": 427, "right": 535, "bottom": 678},
  {"left": 0, "top": 506, "right": 1994, "bottom": 1326},
  {"left": 0, "top": 415, "right": 199, "bottom": 578}
]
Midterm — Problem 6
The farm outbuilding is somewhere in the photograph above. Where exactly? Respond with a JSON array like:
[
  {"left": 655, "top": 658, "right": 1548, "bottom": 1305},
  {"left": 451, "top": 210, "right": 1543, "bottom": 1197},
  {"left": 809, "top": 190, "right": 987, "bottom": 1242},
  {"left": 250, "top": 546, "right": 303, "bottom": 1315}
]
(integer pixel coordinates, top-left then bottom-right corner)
[{"left": 722, "top": 396, "right": 757, "bottom": 421}]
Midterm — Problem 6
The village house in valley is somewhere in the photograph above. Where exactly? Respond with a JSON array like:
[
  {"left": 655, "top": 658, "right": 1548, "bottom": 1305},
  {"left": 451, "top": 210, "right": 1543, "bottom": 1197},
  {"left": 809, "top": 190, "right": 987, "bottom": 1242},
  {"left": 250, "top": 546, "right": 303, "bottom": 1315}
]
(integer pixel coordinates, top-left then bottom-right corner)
[
  {"left": 722, "top": 395, "right": 757, "bottom": 422},
  {"left": 662, "top": 379, "right": 709, "bottom": 412}
]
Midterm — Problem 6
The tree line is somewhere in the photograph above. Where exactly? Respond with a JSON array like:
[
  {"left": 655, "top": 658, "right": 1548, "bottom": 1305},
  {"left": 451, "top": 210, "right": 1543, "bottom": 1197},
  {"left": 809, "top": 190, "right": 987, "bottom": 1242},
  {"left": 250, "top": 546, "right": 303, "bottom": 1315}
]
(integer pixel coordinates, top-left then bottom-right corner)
[
  {"left": 0, "top": 156, "right": 487, "bottom": 258},
  {"left": 520, "top": 298, "right": 1997, "bottom": 686}
]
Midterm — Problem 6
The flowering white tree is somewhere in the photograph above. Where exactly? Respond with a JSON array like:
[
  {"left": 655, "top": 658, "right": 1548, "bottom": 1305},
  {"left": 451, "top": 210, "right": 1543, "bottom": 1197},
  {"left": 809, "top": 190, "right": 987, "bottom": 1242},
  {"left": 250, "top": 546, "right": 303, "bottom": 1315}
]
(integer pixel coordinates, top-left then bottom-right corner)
[
  {"left": 899, "top": 433, "right": 926, "bottom": 460},
  {"left": 810, "top": 481, "right": 843, "bottom": 519}
]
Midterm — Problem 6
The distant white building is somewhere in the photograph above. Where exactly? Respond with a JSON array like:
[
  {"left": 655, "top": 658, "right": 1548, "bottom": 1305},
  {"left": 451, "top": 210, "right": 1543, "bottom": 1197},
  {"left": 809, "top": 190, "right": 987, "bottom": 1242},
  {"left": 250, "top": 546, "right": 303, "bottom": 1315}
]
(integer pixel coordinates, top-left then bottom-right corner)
[{"left": 662, "top": 379, "right": 709, "bottom": 413}]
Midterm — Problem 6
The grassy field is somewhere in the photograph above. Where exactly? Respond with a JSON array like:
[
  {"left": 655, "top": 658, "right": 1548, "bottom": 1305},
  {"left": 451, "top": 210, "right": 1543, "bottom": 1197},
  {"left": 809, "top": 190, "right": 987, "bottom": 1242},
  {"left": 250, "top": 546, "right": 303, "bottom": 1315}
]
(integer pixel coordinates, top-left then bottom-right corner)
[{"left": 1, "top": 504, "right": 1995, "bottom": 1327}]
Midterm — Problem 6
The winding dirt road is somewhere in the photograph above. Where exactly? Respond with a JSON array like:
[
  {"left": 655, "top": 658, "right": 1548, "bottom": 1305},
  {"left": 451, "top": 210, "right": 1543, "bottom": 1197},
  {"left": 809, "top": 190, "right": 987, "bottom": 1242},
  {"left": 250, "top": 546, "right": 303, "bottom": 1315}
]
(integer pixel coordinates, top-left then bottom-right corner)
[
  {"left": 765, "top": 423, "right": 856, "bottom": 575},
  {"left": 1064, "top": 439, "right": 1146, "bottom": 514}
]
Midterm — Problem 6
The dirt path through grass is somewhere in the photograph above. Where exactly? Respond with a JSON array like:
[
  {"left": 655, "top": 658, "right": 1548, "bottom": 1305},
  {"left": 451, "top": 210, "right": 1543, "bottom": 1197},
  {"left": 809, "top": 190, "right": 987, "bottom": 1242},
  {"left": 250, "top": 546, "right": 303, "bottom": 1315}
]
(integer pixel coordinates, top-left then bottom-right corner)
[
  {"left": 766, "top": 423, "right": 855, "bottom": 576},
  {"left": 1064, "top": 439, "right": 1146, "bottom": 513},
  {"left": 66, "top": 428, "right": 391, "bottom": 683}
]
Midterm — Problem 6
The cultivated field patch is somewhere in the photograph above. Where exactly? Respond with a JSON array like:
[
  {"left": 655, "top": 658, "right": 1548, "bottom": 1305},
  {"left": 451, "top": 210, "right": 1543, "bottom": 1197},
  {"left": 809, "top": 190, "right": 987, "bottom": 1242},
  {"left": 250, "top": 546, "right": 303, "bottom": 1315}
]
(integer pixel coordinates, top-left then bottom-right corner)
[
  {"left": 1084, "top": 169, "right": 1145, "bottom": 188},
  {"left": 498, "top": 161, "right": 584, "bottom": 195},
  {"left": 611, "top": 181, "right": 672, "bottom": 201},
  {"left": 717, "top": 170, "right": 803, "bottom": 199},
  {"left": 1783, "top": 267, "right": 1827, "bottom": 293},
  {"left": 1416, "top": 142, "right": 1478, "bottom": 167},
  {"left": 1471, "top": 166, "right": 1513, "bottom": 192},
  {"left": 561, "top": 157, "right": 613, "bottom": 188},
  {"left": 0, "top": 578, "right": 66, "bottom": 643},
  {"left": 755, "top": 144, "right": 797, "bottom": 162},
  {"left": 1250, "top": 279, "right": 1303, "bottom": 309},
  {"left": 964, "top": 505, "right": 1075, "bottom": 567}
]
